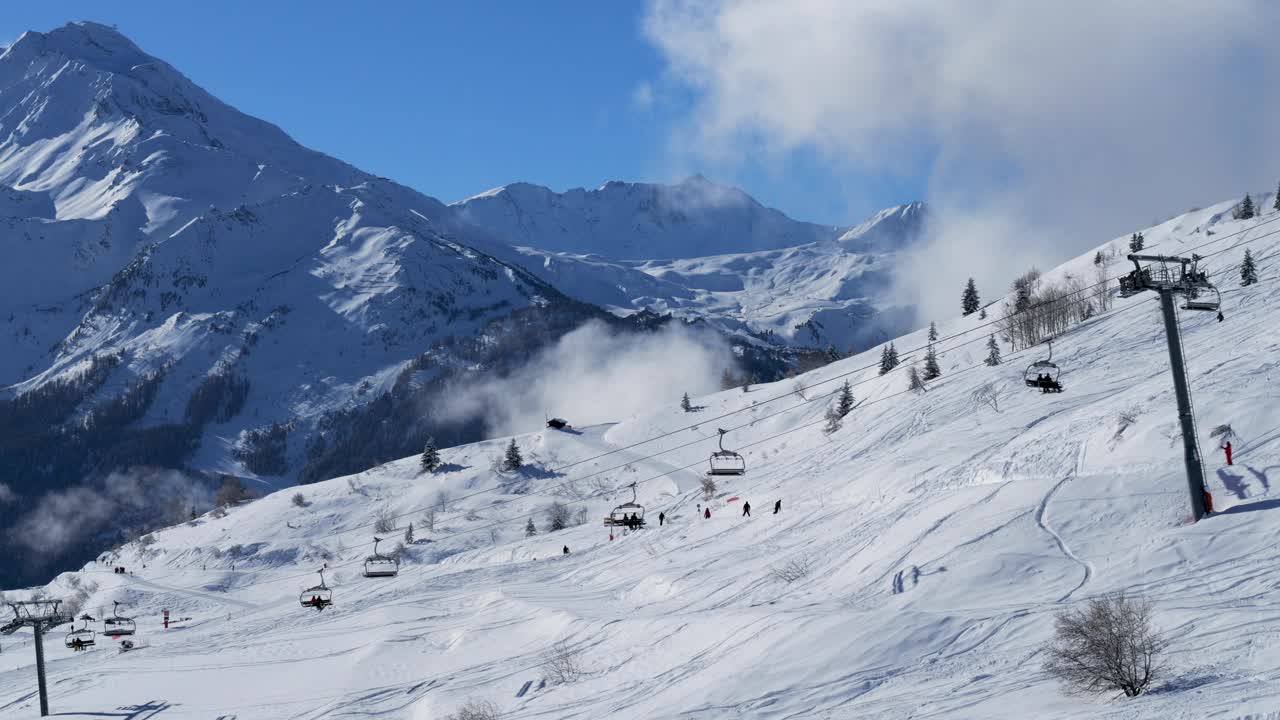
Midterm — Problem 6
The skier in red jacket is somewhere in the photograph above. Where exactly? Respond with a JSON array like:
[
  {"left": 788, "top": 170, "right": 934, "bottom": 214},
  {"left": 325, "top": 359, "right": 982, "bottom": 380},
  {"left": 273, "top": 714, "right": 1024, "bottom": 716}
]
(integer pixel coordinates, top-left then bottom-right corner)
[
  {"left": 1222, "top": 441, "right": 1233, "bottom": 466},
  {"left": 704, "top": 507, "right": 711, "bottom": 520}
]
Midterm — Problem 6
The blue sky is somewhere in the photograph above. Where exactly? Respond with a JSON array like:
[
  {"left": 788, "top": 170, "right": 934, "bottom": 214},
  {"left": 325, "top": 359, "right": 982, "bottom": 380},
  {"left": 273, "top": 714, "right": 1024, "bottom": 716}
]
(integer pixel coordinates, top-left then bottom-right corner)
[{"left": 0, "top": 2, "right": 915, "bottom": 226}]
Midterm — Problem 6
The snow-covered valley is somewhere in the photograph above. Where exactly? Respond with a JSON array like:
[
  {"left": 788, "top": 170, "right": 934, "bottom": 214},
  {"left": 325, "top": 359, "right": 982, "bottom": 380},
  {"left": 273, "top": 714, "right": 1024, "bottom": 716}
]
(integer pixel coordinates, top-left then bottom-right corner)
[{"left": 4, "top": 198, "right": 1279, "bottom": 718}]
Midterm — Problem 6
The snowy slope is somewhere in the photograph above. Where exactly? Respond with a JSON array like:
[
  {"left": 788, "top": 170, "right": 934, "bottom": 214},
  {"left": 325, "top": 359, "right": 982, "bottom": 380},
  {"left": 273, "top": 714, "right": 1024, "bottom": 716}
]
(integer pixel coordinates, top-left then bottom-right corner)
[{"left": 5, "top": 199, "right": 1279, "bottom": 718}]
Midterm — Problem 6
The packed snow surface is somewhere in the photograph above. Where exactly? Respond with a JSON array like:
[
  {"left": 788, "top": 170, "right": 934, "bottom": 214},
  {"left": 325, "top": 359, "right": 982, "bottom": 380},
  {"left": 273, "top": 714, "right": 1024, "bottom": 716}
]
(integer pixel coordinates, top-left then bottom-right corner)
[{"left": 3, "top": 201, "right": 1280, "bottom": 718}]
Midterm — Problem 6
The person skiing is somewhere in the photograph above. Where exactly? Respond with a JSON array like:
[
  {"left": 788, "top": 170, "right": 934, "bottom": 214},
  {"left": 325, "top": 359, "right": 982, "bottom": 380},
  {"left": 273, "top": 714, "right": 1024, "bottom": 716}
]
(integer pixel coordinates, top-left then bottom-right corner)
[
  {"left": 704, "top": 507, "right": 711, "bottom": 520},
  {"left": 1203, "top": 489, "right": 1215, "bottom": 515},
  {"left": 658, "top": 511, "right": 665, "bottom": 526},
  {"left": 1222, "top": 440, "right": 1233, "bottom": 466},
  {"left": 774, "top": 499, "right": 781, "bottom": 514},
  {"left": 1217, "top": 311, "right": 1225, "bottom": 322},
  {"left": 563, "top": 545, "right": 569, "bottom": 555},
  {"left": 742, "top": 501, "right": 751, "bottom": 517}
]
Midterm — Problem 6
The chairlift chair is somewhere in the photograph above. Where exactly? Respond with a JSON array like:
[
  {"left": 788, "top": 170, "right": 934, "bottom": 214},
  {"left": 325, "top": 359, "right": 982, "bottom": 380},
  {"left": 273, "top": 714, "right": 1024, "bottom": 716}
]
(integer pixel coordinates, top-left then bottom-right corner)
[
  {"left": 363, "top": 537, "right": 400, "bottom": 578},
  {"left": 603, "top": 483, "right": 646, "bottom": 529},
  {"left": 300, "top": 569, "right": 333, "bottom": 610},
  {"left": 708, "top": 428, "right": 746, "bottom": 476},
  {"left": 65, "top": 615, "right": 96, "bottom": 650},
  {"left": 1023, "top": 340, "right": 1063, "bottom": 393},
  {"left": 1182, "top": 284, "right": 1222, "bottom": 312},
  {"left": 102, "top": 601, "right": 135, "bottom": 638}
]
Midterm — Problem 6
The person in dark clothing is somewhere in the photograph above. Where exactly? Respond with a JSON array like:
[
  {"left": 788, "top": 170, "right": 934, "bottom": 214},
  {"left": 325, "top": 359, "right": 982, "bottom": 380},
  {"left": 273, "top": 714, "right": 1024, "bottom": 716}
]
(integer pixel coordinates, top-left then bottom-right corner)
[
  {"left": 704, "top": 507, "right": 711, "bottom": 519},
  {"left": 659, "top": 512, "right": 665, "bottom": 526},
  {"left": 774, "top": 499, "right": 781, "bottom": 514},
  {"left": 1217, "top": 311, "right": 1225, "bottom": 322},
  {"left": 742, "top": 501, "right": 751, "bottom": 517},
  {"left": 563, "top": 545, "right": 569, "bottom": 555}
]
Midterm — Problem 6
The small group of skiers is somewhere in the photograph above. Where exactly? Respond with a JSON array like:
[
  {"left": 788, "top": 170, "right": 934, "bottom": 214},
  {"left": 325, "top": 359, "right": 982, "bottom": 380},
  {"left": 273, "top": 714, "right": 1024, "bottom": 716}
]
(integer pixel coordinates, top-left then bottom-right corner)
[{"left": 695, "top": 498, "right": 781, "bottom": 520}]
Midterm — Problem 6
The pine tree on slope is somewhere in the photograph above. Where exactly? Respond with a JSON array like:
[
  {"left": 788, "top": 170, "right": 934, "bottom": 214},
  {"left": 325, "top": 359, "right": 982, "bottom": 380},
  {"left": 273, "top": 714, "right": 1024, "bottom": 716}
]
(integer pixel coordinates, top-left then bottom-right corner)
[
  {"left": 420, "top": 437, "right": 440, "bottom": 473},
  {"left": 836, "top": 380, "right": 855, "bottom": 417},
  {"left": 985, "top": 335, "right": 1002, "bottom": 366},
  {"left": 961, "top": 278, "right": 980, "bottom": 316},
  {"left": 1241, "top": 249, "right": 1259, "bottom": 286},
  {"left": 1238, "top": 194, "right": 1256, "bottom": 220},
  {"left": 928, "top": 321, "right": 939, "bottom": 342},
  {"left": 503, "top": 439, "right": 523, "bottom": 472},
  {"left": 681, "top": 392, "right": 692, "bottom": 412},
  {"left": 525, "top": 518, "right": 537, "bottom": 537},
  {"left": 923, "top": 344, "right": 941, "bottom": 380}
]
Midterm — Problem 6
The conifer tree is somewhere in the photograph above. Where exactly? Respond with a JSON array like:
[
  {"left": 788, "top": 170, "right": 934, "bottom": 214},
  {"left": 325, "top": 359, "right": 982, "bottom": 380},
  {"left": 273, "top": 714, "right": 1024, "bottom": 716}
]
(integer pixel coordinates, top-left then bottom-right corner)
[
  {"left": 681, "top": 392, "right": 692, "bottom": 412},
  {"left": 878, "top": 345, "right": 892, "bottom": 375},
  {"left": 928, "top": 321, "right": 939, "bottom": 342},
  {"left": 961, "top": 278, "right": 980, "bottom": 315},
  {"left": 525, "top": 518, "right": 537, "bottom": 537},
  {"left": 1128, "top": 232, "right": 1145, "bottom": 253},
  {"left": 1093, "top": 250, "right": 1105, "bottom": 266},
  {"left": 836, "top": 380, "right": 855, "bottom": 417},
  {"left": 1241, "top": 248, "right": 1259, "bottom": 286},
  {"left": 420, "top": 437, "right": 440, "bottom": 472},
  {"left": 979, "top": 306, "right": 987, "bottom": 320},
  {"left": 404, "top": 522, "right": 414, "bottom": 544},
  {"left": 888, "top": 343, "right": 900, "bottom": 369},
  {"left": 502, "top": 439, "right": 523, "bottom": 472},
  {"left": 923, "top": 344, "right": 941, "bottom": 380},
  {"left": 1238, "top": 193, "right": 1256, "bottom": 220},
  {"left": 1274, "top": 182, "right": 1280, "bottom": 212},
  {"left": 984, "top": 335, "right": 1002, "bottom": 366}
]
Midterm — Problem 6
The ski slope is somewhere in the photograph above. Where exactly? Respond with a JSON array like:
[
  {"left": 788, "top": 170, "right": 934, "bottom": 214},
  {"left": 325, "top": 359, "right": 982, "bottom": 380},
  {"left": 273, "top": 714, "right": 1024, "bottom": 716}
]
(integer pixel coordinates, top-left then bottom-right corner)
[{"left": 4, "top": 200, "right": 1280, "bottom": 718}]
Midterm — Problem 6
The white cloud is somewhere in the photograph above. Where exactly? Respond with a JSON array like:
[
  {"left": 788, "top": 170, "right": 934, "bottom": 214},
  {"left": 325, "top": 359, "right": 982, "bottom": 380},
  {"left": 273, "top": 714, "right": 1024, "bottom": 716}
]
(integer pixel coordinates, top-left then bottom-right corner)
[
  {"left": 0, "top": 482, "right": 14, "bottom": 504},
  {"left": 440, "top": 320, "right": 726, "bottom": 438},
  {"left": 644, "top": 0, "right": 1280, "bottom": 320}
]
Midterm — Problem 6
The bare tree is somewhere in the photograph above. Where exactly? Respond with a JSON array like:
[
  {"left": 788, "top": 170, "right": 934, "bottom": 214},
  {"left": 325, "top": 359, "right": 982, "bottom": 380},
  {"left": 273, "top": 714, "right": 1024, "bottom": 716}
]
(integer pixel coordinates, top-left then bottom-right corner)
[
  {"left": 700, "top": 475, "right": 717, "bottom": 500},
  {"left": 970, "top": 382, "right": 1005, "bottom": 413},
  {"left": 573, "top": 506, "right": 589, "bottom": 526},
  {"left": 448, "top": 699, "right": 501, "bottom": 720},
  {"left": 421, "top": 508, "right": 437, "bottom": 533},
  {"left": 435, "top": 488, "right": 453, "bottom": 513},
  {"left": 1045, "top": 594, "right": 1164, "bottom": 697},
  {"left": 373, "top": 506, "right": 397, "bottom": 534},
  {"left": 546, "top": 501, "right": 572, "bottom": 531},
  {"left": 769, "top": 554, "right": 813, "bottom": 584},
  {"left": 792, "top": 379, "right": 808, "bottom": 400},
  {"left": 542, "top": 639, "right": 585, "bottom": 684},
  {"left": 906, "top": 366, "right": 926, "bottom": 393},
  {"left": 291, "top": 492, "right": 308, "bottom": 508}
]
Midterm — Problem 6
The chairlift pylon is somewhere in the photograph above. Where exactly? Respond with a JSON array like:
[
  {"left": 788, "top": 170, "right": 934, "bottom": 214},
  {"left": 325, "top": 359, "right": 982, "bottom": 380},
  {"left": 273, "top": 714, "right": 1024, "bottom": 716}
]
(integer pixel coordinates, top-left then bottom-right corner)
[
  {"left": 708, "top": 428, "right": 746, "bottom": 476},
  {"left": 603, "top": 482, "right": 646, "bottom": 529},
  {"left": 1023, "top": 340, "right": 1064, "bottom": 393},
  {"left": 363, "top": 537, "right": 399, "bottom": 578},
  {"left": 300, "top": 568, "right": 333, "bottom": 611},
  {"left": 65, "top": 614, "right": 96, "bottom": 651},
  {"left": 102, "top": 601, "right": 135, "bottom": 638}
]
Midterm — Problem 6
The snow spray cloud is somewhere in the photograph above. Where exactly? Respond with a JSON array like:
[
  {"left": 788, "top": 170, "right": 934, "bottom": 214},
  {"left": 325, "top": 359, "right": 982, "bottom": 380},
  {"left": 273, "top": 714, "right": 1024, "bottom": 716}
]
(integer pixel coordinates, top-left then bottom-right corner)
[
  {"left": 643, "top": 0, "right": 1280, "bottom": 321},
  {"left": 440, "top": 320, "right": 726, "bottom": 438},
  {"left": 8, "top": 467, "right": 214, "bottom": 561}
]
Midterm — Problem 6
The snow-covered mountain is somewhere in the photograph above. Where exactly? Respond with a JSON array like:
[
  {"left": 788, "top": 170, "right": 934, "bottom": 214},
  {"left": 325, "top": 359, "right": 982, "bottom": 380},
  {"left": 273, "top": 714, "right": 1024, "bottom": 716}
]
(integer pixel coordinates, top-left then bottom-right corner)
[
  {"left": 453, "top": 175, "right": 845, "bottom": 260},
  {"left": 458, "top": 181, "right": 926, "bottom": 350},
  {"left": 3, "top": 199, "right": 1275, "bottom": 718},
  {"left": 0, "top": 22, "right": 879, "bottom": 587}
]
